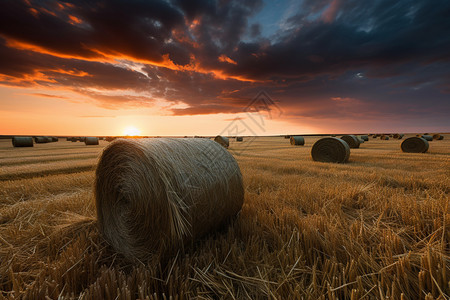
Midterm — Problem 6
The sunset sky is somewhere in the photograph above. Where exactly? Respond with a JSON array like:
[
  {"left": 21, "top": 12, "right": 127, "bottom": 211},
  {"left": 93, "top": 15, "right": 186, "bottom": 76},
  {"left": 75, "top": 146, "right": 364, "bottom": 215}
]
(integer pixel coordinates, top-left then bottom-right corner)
[{"left": 1, "top": 0, "right": 449, "bottom": 136}]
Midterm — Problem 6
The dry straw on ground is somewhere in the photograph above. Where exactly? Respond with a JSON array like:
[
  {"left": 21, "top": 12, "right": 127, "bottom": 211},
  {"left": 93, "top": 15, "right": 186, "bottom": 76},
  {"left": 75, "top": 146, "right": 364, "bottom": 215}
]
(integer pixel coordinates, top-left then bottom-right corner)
[
  {"left": 401, "top": 137, "right": 429, "bottom": 153},
  {"left": 95, "top": 138, "right": 244, "bottom": 262},
  {"left": 85, "top": 137, "right": 99, "bottom": 145},
  {"left": 214, "top": 135, "right": 229, "bottom": 148},
  {"left": 340, "top": 135, "right": 360, "bottom": 148},
  {"left": 290, "top": 136, "right": 305, "bottom": 145},
  {"left": 311, "top": 137, "right": 350, "bottom": 163},
  {"left": 0, "top": 136, "right": 448, "bottom": 299},
  {"left": 11, "top": 137, "right": 33, "bottom": 147}
]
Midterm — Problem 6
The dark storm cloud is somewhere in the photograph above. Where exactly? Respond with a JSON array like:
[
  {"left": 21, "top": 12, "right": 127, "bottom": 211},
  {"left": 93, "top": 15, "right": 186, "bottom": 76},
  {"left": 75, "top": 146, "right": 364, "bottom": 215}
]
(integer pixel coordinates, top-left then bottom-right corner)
[{"left": 0, "top": 0, "right": 449, "bottom": 125}]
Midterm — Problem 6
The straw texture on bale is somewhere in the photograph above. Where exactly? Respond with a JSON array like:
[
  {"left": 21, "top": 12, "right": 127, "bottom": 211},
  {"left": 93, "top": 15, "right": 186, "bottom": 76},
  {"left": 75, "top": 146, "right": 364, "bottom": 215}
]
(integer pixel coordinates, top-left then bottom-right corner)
[
  {"left": 420, "top": 135, "right": 433, "bottom": 141},
  {"left": 85, "top": 137, "right": 99, "bottom": 145},
  {"left": 95, "top": 138, "right": 244, "bottom": 261},
  {"left": 432, "top": 134, "right": 444, "bottom": 140},
  {"left": 311, "top": 137, "right": 350, "bottom": 163},
  {"left": 236, "top": 136, "right": 243, "bottom": 142},
  {"left": 290, "top": 136, "right": 305, "bottom": 146},
  {"left": 340, "top": 135, "right": 360, "bottom": 148},
  {"left": 401, "top": 137, "right": 429, "bottom": 153},
  {"left": 214, "top": 135, "right": 229, "bottom": 148},
  {"left": 360, "top": 135, "right": 369, "bottom": 141},
  {"left": 12, "top": 137, "right": 33, "bottom": 147}
]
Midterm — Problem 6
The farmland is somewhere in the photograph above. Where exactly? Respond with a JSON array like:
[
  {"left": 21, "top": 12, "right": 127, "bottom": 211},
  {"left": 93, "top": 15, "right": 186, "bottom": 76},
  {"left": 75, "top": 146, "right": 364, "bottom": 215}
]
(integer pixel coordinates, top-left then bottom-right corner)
[{"left": 0, "top": 136, "right": 449, "bottom": 299}]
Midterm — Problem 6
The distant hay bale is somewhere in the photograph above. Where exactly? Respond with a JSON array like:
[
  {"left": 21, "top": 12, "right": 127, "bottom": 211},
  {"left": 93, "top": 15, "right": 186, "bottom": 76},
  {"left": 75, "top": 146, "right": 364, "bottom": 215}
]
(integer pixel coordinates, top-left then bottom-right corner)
[
  {"left": 50, "top": 137, "right": 58, "bottom": 142},
  {"left": 311, "top": 137, "right": 350, "bottom": 163},
  {"left": 401, "top": 137, "right": 429, "bottom": 153},
  {"left": 85, "top": 137, "right": 99, "bottom": 145},
  {"left": 393, "top": 134, "right": 404, "bottom": 139},
  {"left": 34, "top": 136, "right": 49, "bottom": 143},
  {"left": 236, "top": 137, "right": 243, "bottom": 142},
  {"left": 380, "top": 135, "right": 389, "bottom": 140},
  {"left": 340, "top": 135, "right": 360, "bottom": 148},
  {"left": 214, "top": 135, "right": 229, "bottom": 148},
  {"left": 358, "top": 137, "right": 365, "bottom": 143},
  {"left": 290, "top": 136, "right": 305, "bottom": 146},
  {"left": 284, "top": 135, "right": 290, "bottom": 139},
  {"left": 421, "top": 135, "right": 433, "bottom": 141},
  {"left": 360, "top": 135, "right": 369, "bottom": 141},
  {"left": 12, "top": 137, "right": 33, "bottom": 147},
  {"left": 432, "top": 134, "right": 444, "bottom": 140},
  {"left": 95, "top": 138, "right": 244, "bottom": 261}
]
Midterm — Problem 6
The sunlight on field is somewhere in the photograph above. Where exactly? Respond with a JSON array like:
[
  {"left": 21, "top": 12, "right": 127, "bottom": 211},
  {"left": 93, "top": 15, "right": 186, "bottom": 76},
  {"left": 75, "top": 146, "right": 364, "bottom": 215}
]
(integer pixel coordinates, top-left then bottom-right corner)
[{"left": 0, "top": 136, "right": 448, "bottom": 299}]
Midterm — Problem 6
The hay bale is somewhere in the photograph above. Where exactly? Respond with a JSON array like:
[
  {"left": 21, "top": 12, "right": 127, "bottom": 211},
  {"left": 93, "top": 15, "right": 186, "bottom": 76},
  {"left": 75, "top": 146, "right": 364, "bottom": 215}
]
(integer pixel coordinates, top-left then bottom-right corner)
[
  {"left": 34, "top": 136, "right": 49, "bottom": 143},
  {"left": 360, "top": 135, "right": 369, "bottom": 141},
  {"left": 380, "top": 135, "right": 389, "bottom": 140},
  {"left": 401, "top": 137, "right": 429, "bottom": 153},
  {"left": 12, "top": 137, "right": 33, "bottom": 147},
  {"left": 311, "top": 137, "right": 350, "bottom": 163},
  {"left": 284, "top": 135, "right": 290, "bottom": 139},
  {"left": 358, "top": 137, "right": 365, "bottom": 143},
  {"left": 85, "top": 137, "right": 99, "bottom": 145},
  {"left": 432, "top": 134, "right": 444, "bottom": 140},
  {"left": 50, "top": 137, "right": 58, "bottom": 142},
  {"left": 214, "top": 135, "right": 229, "bottom": 148},
  {"left": 95, "top": 138, "right": 244, "bottom": 261},
  {"left": 340, "top": 135, "right": 360, "bottom": 148},
  {"left": 290, "top": 136, "right": 305, "bottom": 146},
  {"left": 236, "top": 137, "right": 243, "bottom": 142},
  {"left": 421, "top": 135, "right": 433, "bottom": 141}
]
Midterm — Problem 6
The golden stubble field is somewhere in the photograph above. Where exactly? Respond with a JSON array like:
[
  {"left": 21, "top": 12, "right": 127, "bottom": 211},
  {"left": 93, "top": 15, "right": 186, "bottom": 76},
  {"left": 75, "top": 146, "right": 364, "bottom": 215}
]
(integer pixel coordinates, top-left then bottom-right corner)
[{"left": 0, "top": 136, "right": 449, "bottom": 299}]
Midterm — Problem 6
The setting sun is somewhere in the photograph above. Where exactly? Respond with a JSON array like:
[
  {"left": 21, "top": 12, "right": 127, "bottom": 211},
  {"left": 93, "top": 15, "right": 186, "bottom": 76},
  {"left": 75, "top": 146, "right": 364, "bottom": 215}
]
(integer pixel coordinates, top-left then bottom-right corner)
[{"left": 123, "top": 126, "right": 141, "bottom": 136}]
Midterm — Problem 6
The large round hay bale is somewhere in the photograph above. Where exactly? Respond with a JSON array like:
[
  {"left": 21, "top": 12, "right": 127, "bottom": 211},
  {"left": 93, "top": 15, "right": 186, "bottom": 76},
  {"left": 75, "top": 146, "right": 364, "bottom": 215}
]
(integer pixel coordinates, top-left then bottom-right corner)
[
  {"left": 432, "top": 134, "right": 444, "bottom": 140},
  {"left": 12, "top": 137, "right": 33, "bottom": 147},
  {"left": 85, "top": 137, "right": 99, "bottom": 145},
  {"left": 236, "top": 137, "right": 243, "bottom": 142},
  {"left": 311, "top": 137, "right": 350, "bottom": 163},
  {"left": 401, "top": 137, "right": 429, "bottom": 153},
  {"left": 380, "top": 135, "right": 389, "bottom": 140},
  {"left": 50, "top": 137, "right": 58, "bottom": 142},
  {"left": 34, "top": 136, "right": 49, "bottom": 143},
  {"left": 358, "top": 137, "right": 365, "bottom": 143},
  {"left": 421, "top": 135, "right": 433, "bottom": 141},
  {"left": 290, "top": 136, "right": 305, "bottom": 145},
  {"left": 340, "top": 135, "right": 360, "bottom": 148},
  {"left": 95, "top": 138, "right": 244, "bottom": 261},
  {"left": 360, "top": 135, "right": 369, "bottom": 141},
  {"left": 214, "top": 135, "right": 229, "bottom": 148}
]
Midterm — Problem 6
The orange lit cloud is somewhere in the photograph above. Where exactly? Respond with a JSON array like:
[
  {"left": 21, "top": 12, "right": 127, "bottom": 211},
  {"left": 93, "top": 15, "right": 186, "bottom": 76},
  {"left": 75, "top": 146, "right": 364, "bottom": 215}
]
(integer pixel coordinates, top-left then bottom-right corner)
[{"left": 218, "top": 55, "right": 237, "bottom": 65}]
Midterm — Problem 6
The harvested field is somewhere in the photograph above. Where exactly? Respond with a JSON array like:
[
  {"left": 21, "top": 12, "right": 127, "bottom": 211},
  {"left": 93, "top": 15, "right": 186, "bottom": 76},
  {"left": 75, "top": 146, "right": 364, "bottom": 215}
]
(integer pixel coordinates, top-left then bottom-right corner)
[{"left": 0, "top": 136, "right": 449, "bottom": 299}]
